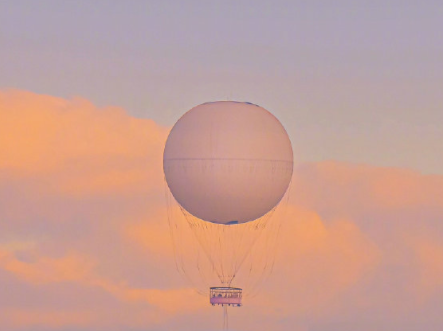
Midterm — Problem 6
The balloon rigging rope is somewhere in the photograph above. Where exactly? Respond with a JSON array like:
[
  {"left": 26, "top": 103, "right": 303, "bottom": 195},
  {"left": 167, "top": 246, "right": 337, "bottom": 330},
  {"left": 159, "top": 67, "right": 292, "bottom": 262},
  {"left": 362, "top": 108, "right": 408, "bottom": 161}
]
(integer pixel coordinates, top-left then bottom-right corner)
[
  {"left": 246, "top": 184, "right": 291, "bottom": 297},
  {"left": 165, "top": 183, "right": 208, "bottom": 295},
  {"left": 165, "top": 176, "right": 292, "bottom": 295}
]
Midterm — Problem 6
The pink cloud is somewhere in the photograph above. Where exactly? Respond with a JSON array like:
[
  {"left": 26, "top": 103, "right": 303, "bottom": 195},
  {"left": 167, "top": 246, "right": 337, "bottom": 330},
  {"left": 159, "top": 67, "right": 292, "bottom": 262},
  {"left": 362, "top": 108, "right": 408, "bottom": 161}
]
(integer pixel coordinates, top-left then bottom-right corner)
[{"left": 0, "top": 90, "right": 442, "bottom": 331}]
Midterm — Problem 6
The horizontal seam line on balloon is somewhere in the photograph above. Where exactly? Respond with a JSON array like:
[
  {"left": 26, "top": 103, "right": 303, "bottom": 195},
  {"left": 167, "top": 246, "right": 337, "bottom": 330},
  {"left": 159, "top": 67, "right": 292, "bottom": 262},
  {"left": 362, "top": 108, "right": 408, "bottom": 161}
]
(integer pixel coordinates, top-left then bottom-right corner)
[{"left": 164, "top": 158, "right": 293, "bottom": 163}]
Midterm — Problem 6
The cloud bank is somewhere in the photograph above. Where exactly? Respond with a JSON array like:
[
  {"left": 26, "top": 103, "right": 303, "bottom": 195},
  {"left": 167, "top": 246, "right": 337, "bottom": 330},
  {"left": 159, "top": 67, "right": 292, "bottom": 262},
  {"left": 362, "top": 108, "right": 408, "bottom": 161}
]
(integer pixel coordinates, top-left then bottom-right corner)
[{"left": 0, "top": 90, "right": 442, "bottom": 331}]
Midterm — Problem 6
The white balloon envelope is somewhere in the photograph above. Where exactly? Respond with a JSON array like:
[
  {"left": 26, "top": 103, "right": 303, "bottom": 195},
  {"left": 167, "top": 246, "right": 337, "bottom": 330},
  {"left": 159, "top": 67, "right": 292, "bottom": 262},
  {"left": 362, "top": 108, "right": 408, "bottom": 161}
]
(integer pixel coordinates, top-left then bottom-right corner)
[{"left": 163, "top": 101, "right": 293, "bottom": 224}]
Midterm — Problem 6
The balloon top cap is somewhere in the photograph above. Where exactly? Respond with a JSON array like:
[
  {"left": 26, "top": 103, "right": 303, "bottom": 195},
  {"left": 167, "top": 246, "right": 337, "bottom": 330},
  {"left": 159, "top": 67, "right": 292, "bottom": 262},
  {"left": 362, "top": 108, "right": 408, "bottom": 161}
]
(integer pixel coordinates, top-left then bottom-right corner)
[{"left": 202, "top": 101, "right": 260, "bottom": 107}]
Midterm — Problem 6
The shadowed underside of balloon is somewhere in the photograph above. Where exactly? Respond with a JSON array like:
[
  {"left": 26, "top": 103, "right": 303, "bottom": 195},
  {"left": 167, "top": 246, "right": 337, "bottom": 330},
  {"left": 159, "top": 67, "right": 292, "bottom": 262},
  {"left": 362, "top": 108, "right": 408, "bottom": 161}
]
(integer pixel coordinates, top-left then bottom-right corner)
[{"left": 164, "top": 158, "right": 293, "bottom": 224}]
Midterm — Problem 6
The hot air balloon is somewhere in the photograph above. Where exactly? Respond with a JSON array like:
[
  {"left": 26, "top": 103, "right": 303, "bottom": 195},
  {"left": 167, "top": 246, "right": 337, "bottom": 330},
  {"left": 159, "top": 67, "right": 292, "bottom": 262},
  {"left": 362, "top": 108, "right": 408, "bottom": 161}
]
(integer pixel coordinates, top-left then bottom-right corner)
[{"left": 163, "top": 101, "right": 293, "bottom": 329}]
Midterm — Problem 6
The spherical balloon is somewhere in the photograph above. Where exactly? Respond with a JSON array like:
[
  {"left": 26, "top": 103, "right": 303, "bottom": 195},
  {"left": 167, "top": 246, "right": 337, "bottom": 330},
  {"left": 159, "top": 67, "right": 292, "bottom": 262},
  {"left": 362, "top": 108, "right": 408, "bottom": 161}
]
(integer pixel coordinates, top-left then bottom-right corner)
[{"left": 163, "top": 101, "right": 293, "bottom": 224}]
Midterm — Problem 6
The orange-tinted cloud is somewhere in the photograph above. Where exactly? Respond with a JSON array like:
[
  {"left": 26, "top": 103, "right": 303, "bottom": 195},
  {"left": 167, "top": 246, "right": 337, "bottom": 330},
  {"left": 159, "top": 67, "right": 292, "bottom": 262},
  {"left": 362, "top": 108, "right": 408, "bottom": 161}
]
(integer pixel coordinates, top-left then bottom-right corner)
[
  {"left": 0, "top": 89, "right": 167, "bottom": 195},
  {"left": 0, "top": 308, "right": 93, "bottom": 330},
  {"left": 0, "top": 90, "right": 442, "bottom": 331}
]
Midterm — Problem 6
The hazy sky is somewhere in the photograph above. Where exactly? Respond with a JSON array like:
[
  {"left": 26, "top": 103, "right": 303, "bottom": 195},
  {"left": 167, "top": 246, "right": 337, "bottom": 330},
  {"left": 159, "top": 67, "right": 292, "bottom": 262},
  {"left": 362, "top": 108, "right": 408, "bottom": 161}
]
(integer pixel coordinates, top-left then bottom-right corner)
[
  {"left": 1, "top": 2, "right": 443, "bottom": 331},
  {"left": 1, "top": 1, "right": 442, "bottom": 173}
]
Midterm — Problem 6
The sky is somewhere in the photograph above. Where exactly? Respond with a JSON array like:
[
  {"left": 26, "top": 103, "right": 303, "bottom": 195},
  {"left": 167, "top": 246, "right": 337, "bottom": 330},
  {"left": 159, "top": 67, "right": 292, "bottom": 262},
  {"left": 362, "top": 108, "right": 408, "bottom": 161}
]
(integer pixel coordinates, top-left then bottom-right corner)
[
  {"left": 1, "top": 1, "right": 443, "bottom": 173},
  {"left": 0, "top": 2, "right": 443, "bottom": 331}
]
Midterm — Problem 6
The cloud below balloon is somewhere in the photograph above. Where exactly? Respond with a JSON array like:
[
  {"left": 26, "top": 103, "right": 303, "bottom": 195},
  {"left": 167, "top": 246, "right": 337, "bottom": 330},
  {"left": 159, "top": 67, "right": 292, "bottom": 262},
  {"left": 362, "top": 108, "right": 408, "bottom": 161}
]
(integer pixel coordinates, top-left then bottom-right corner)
[{"left": 0, "top": 90, "right": 442, "bottom": 331}]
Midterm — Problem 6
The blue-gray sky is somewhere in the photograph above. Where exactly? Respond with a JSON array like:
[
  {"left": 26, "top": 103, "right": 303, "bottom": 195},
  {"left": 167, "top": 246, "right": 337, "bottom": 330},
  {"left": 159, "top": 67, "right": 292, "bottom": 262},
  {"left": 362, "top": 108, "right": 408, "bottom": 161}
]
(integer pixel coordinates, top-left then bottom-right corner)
[
  {"left": 1, "top": 3, "right": 443, "bottom": 329},
  {"left": 1, "top": 1, "right": 442, "bottom": 173}
]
